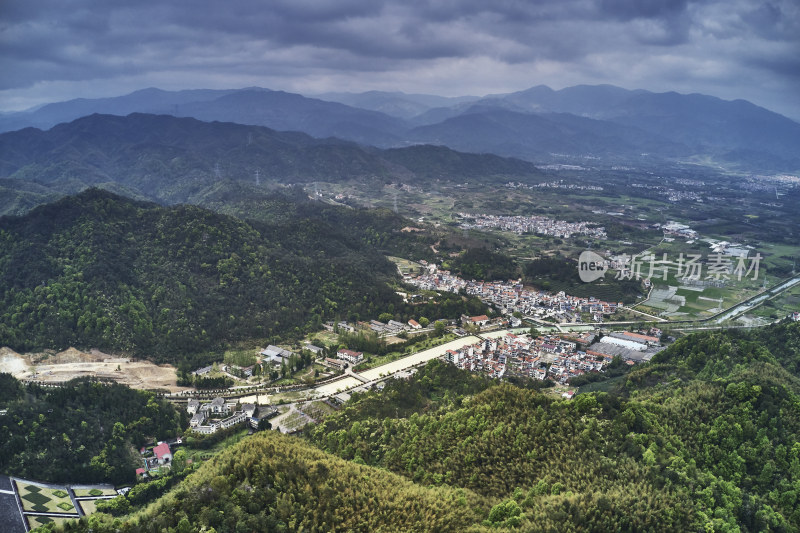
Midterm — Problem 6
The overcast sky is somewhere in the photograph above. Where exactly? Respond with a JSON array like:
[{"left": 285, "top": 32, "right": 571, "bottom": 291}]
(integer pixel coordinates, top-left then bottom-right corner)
[{"left": 1, "top": 0, "right": 798, "bottom": 119}]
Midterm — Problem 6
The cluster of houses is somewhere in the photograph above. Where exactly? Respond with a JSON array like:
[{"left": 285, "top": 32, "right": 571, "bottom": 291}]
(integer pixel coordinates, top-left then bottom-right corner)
[
  {"left": 187, "top": 398, "right": 258, "bottom": 434},
  {"left": 366, "top": 319, "right": 409, "bottom": 335},
  {"left": 442, "top": 329, "right": 662, "bottom": 384},
  {"left": 458, "top": 213, "right": 607, "bottom": 239},
  {"left": 405, "top": 266, "right": 623, "bottom": 323},
  {"left": 333, "top": 318, "right": 421, "bottom": 336},
  {"left": 658, "top": 221, "right": 699, "bottom": 240},
  {"left": 505, "top": 181, "right": 604, "bottom": 192}
]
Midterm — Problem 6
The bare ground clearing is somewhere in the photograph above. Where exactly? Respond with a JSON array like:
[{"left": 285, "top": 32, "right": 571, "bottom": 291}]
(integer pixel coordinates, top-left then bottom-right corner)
[{"left": 0, "top": 346, "right": 190, "bottom": 392}]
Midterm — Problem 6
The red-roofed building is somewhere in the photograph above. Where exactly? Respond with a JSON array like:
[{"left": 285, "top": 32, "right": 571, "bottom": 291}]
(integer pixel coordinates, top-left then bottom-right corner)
[
  {"left": 135, "top": 468, "right": 145, "bottom": 476},
  {"left": 408, "top": 319, "right": 422, "bottom": 329},
  {"left": 620, "top": 331, "right": 660, "bottom": 344},
  {"left": 466, "top": 315, "right": 489, "bottom": 326},
  {"left": 153, "top": 442, "right": 172, "bottom": 465},
  {"left": 337, "top": 349, "right": 364, "bottom": 364}
]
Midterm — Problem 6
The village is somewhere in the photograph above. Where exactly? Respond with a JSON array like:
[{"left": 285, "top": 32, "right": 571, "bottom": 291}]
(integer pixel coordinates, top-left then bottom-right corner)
[
  {"left": 458, "top": 212, "right": 608, "bottom": 239},
  {"left": 404, "top": 263, "right": 624, "bottom": 323},
  {"left": 443, "top": 327, "right": 664, "bottom": 395}
]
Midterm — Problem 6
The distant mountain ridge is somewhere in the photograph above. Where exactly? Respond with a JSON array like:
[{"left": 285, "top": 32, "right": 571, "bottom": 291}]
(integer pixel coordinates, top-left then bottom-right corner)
[
  {"left": 0, "top": 112, "right": 542, "bottom": 215},
  {"left": 2, "top": 84, "right": 798, "bottom": 171}
]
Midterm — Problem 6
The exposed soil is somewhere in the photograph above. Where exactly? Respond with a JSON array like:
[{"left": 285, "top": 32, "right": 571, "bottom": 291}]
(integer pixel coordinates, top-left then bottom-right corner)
[{"left": 1, "top": 346, "right": 191, "bottom": 393}]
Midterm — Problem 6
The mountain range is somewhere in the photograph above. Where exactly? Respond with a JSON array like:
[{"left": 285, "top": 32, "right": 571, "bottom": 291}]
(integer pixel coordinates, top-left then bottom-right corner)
[
  {"left": 0, "top": 112, "right": 542, "bottom": 216},
  {"left": 2, "top": 84, "right": 799, "bottom": 171}
]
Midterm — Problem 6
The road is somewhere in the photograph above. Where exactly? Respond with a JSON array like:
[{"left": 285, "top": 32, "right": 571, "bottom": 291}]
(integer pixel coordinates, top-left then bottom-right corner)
[
  {"left": 712, "top": 273, "right": 800, "bottom": 324},
  {"left": 183, "top": 273, "right": 800, "bottom": 406},
  {"left": 359, "top": 336, "right": 480, "bottom": 382}
]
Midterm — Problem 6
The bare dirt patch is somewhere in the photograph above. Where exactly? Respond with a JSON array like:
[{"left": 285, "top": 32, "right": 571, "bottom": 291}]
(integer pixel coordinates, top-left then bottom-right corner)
[
  {"left": 5, "top": 346, "right": 191, "bottom": 393},
  {"left": 0, "top": 347, "right": 29, "bottom": 375}
]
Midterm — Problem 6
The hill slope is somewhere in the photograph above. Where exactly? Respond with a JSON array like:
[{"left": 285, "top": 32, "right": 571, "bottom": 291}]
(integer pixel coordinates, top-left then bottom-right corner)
[
  {"left": 0, "top": 112, "right": 543, "bottom": 215},
  {"left": 74, "top": 430, "right": 493, "bottom": 533},
  {"left": 0, "top": 188, "right": 401, "bottom": 361},
  {"left": 307, "top": 322, "right": 800, "bottom": 531},
  {"left": 35, "top": 322, "right": 800, "bottom": 532}
]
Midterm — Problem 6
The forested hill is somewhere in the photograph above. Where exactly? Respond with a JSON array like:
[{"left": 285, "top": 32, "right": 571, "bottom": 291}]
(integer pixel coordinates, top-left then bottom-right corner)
[
  {"left": 40, "top": 322, "right": 800, "bottom": 532},
  {"left": 0, "top": 188, "right": 402, "bottom": 362},
  {"left": 0, "top": 112, "right": 542, "bottom": 216},
  {"left": 306, "top": 322, "right": 800, "bottom": 531}
]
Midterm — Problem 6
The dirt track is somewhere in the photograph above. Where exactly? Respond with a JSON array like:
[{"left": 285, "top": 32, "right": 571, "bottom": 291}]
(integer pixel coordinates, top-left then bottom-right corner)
[{"left": 0, "top": 346, "right": 191, "bottom": 392}]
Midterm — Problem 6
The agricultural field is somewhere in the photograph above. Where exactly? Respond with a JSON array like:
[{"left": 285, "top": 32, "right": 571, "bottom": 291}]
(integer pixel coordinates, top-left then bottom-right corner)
[
  {"left": 299, "top": 400, "right": 338, "bottom": 421},
  {"left": 387, "top": 255, "right": 424, "bottom": 276},
  {"left": 742, "top": 283, "right": 800, "bottom": 322}
]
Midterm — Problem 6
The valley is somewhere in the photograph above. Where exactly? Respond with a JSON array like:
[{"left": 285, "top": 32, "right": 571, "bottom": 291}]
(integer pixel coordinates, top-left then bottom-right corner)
[{"left": 0, "top": 86, "right": 798, "bottom": 533}]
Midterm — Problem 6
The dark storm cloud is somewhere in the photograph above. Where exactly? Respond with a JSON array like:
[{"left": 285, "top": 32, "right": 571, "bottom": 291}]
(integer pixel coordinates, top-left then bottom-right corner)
[
  {"left": 599, "top": 0, "right": 689, "bottom": 21},
  {"left": 0, "top": 0, "right": 798, "bottom": 118}
]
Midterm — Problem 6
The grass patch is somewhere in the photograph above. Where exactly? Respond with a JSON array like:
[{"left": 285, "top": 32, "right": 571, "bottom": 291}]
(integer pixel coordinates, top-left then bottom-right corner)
[
  {"left": 78, "top": 499, "right": 99, "bottom": 515},
  {"left": 577, "top": 375, "right": 628, "bottom": 394},
  {"left": 184, "top": 427, "right": 249, "bottom": 463},
  {"left": 223, "top": 347, "right": 258, "bottom": 368},
  {"left": 27, "top": 515, "right": 74, "bottom": 530},
  {"left": 73, "top": 487, "right": 117, "bottom": 498},
  {"left": 17, "top": 483, "right": 78, "bottom": 514}
]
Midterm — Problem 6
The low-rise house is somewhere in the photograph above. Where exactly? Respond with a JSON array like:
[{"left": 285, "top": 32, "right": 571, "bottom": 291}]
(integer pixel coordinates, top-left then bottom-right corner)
[
  {"left": 204, "top": 397, "right": 229, "bottom": 415},
  {"left": 190, "top": 411, "right": 207, "bottom": 427},
  {"left": 261, "top": 345, "right": 293, "bottom": 364},
  {"left": 192, "top": 422, "right": 220, "bottom": 435},
  {"left": 305, "top": 344, "right": 324, "bottom": 355},
  {"left": 324, "top": 357, "right": 346, "bottom": 370},
  {"left": 186, "top": 399, "right": 200, "bottom": 414},
  {"left": 387, "top": 320, "right": 407, "bottom": 331},
  {"left": 467, "top": 314, "right": 490, "bottom": 326},
  {"left": 218, "top": 411, "right": 248, "bottom": 429},
  {"left": 337, "top": 349, "right": 364, "bottom": 364},
  {"left": 191, "top": 365, "right": 213, "bottom": 376},
  {"left": 241, "top": 403, "right": 257, "bottom": 418},
  {"left": 153, "top": 442, "right": 172, "bottom": 465},
  {"left": 408, "top": 319, "right": 422, "bottom": 329}
]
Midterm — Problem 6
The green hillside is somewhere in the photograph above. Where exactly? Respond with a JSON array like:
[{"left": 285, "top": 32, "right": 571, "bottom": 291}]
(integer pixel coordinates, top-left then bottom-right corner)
[
  {"left": 306, "top": 323, "right": 800, "bottom": 531},
  {"left": 60, "top": 431, "right": 495, "bottom": 533},
  {"left": 31, "top": 322, "right": 800, "bottom": 532},
  {"left": 0, "top": 377, "right": 183, "bottom": 485},
  {"left": 0, "top": 188, "right": 402, "bottom": 361},
  {"left": 0, "top": 112, "right": 543, "bottom": 217}
]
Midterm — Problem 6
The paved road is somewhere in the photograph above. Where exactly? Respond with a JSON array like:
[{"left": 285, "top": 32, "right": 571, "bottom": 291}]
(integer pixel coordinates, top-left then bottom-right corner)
[
  {"left": 313, "top": 376, "right": 362, "bottom": 397},
  {"left": 359, "top": 336, "right": 480, "bottom": 382}
]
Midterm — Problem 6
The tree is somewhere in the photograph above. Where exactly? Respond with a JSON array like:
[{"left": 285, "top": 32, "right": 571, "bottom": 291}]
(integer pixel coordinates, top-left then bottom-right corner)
[
  {"left": 419, "top": 317, "right": 430, "bottom": 328},
  {"left": 258, "top": 419, "right": 273, "bottom": 431},
  {"left": 172, "top": 449, "right": 187, "bottom": 474},
  {"left": 434, "top": 321, "right": 447, "bottom": 337}
]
